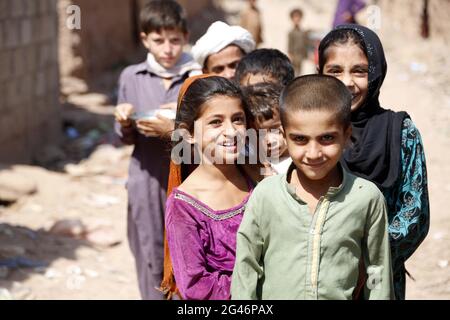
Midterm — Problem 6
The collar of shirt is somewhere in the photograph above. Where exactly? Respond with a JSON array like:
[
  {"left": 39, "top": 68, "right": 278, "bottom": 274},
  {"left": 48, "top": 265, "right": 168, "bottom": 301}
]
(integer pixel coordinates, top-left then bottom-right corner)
[
  {"left": 283, "top": 162, "right": 348, "bottom": 202},
  {"left": 133, "top": 61, "right": 187, "bottom": 83}
]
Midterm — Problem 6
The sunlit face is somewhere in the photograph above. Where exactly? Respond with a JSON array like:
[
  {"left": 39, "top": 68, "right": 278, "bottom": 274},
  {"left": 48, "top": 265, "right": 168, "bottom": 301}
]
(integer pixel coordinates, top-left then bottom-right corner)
[
  {"left": 284, "top": 110, "right": 351, "bottom": 184},
  {"left": 204, "top": 45, "right": 244, "bottom": 79},
  {"left": 322, "top": 43, "right": 369, "bottom": 112},
  {"left": 255, "top": 111, "right": 287, "bottom": 160},
  {"left": 240, "top": 72, "right": 278, "bottom": 86},
  {"left": 141, "top": 29, "right": 188, "bottom": 69},
  {"left": 291, "top": 13, "right": 302, "bottom": 26},
  {"left": 193, "top": 96, "right": 247, "bottom": 164}
]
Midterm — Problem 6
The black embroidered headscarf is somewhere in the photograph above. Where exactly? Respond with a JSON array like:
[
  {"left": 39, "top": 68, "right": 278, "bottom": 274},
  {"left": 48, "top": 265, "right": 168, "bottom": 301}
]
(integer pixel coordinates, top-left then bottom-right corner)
[{"left": 319, "top": 24, "right": 408, "bottom": 191}]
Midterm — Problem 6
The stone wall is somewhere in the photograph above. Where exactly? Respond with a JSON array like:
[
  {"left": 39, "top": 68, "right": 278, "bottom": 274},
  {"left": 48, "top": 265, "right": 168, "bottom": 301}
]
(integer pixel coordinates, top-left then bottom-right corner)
[{"left": 0, "top": 0, "right": 61, "bottom": 164}]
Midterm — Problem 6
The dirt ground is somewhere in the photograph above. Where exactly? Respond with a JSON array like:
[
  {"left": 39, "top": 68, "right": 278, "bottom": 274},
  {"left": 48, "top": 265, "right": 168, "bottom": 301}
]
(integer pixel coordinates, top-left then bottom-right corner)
[{"left": 1, "top": 0, "right": 449, "bottom": 300}]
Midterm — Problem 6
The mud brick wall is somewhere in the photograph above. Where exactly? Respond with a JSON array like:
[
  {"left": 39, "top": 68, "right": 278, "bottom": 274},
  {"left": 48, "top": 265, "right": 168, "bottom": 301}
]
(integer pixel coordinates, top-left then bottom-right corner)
[
  {"left": 59, "top": 0, "right": 219, "bottom": 81},
  {"left": 0, "top": 0, "right": 61, "bottom": 164},
  {"left": 58, "top": 0, "right": 138, "bottom": 80}
]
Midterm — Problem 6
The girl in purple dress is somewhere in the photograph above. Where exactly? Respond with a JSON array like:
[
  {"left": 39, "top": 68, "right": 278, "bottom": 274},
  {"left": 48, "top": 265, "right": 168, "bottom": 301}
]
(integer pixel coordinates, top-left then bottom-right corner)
[{"left": 161, "top": 75, "right": 255, "bottom": 300}]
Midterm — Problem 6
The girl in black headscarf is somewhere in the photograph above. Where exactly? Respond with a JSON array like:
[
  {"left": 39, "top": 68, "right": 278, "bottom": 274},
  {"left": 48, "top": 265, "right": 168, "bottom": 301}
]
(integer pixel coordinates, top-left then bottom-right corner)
[{"left": 318, "top": 24, "right": 429, "bottom": 300}]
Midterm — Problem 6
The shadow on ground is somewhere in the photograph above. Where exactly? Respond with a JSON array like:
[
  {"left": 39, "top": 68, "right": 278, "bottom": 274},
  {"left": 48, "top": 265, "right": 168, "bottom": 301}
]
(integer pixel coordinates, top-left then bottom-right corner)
[{"left": 0, "top": 223, "right": 94, "bottom": 295}]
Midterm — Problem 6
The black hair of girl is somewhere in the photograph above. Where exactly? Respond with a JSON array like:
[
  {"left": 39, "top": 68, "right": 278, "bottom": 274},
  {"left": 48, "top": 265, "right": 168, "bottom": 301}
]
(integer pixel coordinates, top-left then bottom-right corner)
[
  {"left": 175, "top": 76, "right": 252, "bottom": 137},
  {"left": 318, "top": 29, "right": 366, "bottom": 74}
]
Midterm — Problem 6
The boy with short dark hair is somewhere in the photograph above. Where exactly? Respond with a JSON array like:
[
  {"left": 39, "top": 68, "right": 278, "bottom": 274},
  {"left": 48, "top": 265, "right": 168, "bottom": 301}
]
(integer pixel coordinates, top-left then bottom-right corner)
[
  {"left": 242, "top": 82, "right": 291, "bottom": 175},
  {"left": 234, "top": 48, "right": 294, "bottom": 86},
  {"left": 288, "top": 8, "right": 308, "bottom": 76},
  {"left": 114, "top": 0, "right": 200, "bottom": 300},
  {"left": 231, "top": 74, "right": 394, "bottom": 300}
]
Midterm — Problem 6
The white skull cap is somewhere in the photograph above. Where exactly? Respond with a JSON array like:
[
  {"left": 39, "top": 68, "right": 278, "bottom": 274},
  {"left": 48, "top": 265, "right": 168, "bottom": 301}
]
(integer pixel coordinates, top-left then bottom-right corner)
[{"left": 192, "top": 21, "right": 256, "bottom": 68}]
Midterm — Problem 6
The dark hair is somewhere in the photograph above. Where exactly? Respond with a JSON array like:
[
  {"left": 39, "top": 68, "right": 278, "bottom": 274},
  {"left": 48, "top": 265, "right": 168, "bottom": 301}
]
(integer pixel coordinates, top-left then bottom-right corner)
[
  {"left": 140, "top": 0, "right": 187, "bottom": 34},
  {"left": 279, "top": 74, "right": 351, "bottom": 129},
  {"left": 176, "top": 76, "right": 251, "bottom": 134},
  {"left": 318, "top": 28, "right": 366, "bottom": 73},
  {"left": 242, "top": 82, "right": 283, "bottom": 123},
  {"left": 290, "top": 8, "right": 303, "bottom": 19},
  {"left": 234, "top": 49, "right": 295, "bottom": 86}
]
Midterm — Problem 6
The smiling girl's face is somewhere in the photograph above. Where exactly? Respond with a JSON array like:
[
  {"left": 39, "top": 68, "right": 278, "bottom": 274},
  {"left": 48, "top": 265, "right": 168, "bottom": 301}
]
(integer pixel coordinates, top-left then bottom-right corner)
[
  {"left": 322, "top": 43, "right": 369, "bottom": 112},
  {"left": 193, "top": 96, "right": 247, "bottom": 165}
]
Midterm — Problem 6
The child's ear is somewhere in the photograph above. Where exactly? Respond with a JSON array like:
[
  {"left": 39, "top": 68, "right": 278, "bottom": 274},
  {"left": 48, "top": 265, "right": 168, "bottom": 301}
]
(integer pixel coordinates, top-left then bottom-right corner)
[
  {"left": 178, "top": 124, "right": 195, "bottom": 144},
  {"left": 140, "top": 32, "right": 150, "bottom": 50},
  {"left": 183, "top": 32, "right": 190, "bottom": 45}
]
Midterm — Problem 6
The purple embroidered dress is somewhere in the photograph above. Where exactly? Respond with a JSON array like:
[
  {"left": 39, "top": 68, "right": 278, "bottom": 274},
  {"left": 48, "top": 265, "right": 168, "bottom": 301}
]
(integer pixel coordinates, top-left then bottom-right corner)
[{"left": 165, "top": 181, "right": 253, "bottom": 300}]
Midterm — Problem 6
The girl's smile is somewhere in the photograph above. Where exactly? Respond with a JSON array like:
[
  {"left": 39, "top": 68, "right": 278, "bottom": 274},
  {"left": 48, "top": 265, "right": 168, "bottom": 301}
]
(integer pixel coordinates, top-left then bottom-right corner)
[
  {"left": 322, "top": 43, "right": 369, "bottom": 112},
  {"left": 193, "top": 96, "right": 247, "bottom": 164}
]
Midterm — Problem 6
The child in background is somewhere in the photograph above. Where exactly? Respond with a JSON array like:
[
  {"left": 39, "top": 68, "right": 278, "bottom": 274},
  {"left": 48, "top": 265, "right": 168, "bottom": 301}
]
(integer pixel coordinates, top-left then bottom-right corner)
[
  {"left": 332, "top": 0, "right": 366, "bottom": 28},
  {"left": 114, "top": 0, "right": 200, "bottom": 300},
  {"left": 231, "top": 75, "right": 394, "bottom": 300},
  {"left": 234, "top": 48, "right": 295, "bottom": 86},
  {"left": 163, "top": 76, "right": 255, "bottom": 300},
  {"left": 239, "top": 0, "right": 263, "bottom": 47},
  {"left": 288, "top": 8, "right": 308, "bottom": 76},
  {"left": 318, "top": 24, "right": 429, "bottom": 300},
  {"left": 242, "top": 82, "right": 291, "bottom": 175}
]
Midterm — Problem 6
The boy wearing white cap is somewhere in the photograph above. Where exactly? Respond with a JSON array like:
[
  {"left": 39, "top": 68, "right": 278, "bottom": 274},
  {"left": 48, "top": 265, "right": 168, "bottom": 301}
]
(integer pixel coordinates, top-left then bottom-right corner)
[{"left": 192, "top": 21, "right": 255, "bottom": 79}]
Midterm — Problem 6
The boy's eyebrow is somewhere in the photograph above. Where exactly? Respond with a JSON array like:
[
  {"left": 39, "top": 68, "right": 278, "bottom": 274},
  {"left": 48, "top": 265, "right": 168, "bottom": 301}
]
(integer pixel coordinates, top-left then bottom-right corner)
[
  {"left": 288, "top": 132, "right": 307, "bottom": 138},
  {"left": 319, "top": 130, "right": 340, "bottom": 136},
  {"left": 288, "top": 130, "right": 340, "bottom": 137},
  {"left": 324, "top": 64, "right": 342, "bottom": 68}
]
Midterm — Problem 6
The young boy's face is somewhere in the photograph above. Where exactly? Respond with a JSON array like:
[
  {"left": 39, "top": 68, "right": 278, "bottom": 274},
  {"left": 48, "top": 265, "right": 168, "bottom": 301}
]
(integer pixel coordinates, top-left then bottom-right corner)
[
  {"left": 256, "top": 112, "right": 288, "bottom": 160},
  {"left": 283, "top": 109, "right": 350, "bottom": 183},
  {"left": 291, "top": 13, "right": 302, "bottom": 26},
  {"left": 204, "top": 45, "right": 244, "bottom": 79},
  {"left": 141, "top": 28, "right": 188, "bottom": 69}
]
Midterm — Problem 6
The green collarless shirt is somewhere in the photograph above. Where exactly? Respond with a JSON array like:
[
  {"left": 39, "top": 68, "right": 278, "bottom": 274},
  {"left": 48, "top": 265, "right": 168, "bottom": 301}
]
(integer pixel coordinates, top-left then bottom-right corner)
[{"left": 231, "top": 164, "right": 394, "bottom": 300}]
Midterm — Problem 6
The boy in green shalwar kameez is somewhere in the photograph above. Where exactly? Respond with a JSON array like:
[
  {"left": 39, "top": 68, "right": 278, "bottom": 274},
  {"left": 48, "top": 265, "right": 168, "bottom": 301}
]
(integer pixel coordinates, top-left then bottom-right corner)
[{"left": 231, "top": 74, "right": 394, "bottom": 300}]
